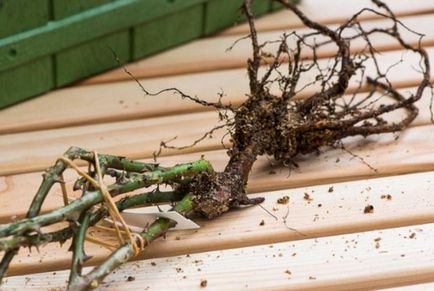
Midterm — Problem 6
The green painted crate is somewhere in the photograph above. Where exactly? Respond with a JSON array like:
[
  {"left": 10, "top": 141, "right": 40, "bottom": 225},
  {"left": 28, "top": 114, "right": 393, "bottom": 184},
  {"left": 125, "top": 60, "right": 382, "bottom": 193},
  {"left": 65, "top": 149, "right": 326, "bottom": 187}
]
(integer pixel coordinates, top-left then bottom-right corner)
[{"left": 0, "top": 0, "right": 296, "bottom": 109}]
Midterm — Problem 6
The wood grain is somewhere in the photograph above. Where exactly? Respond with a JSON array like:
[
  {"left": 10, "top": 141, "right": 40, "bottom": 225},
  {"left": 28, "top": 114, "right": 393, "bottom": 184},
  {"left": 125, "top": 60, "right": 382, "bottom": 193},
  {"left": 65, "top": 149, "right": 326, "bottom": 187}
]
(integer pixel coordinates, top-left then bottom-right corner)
[
  {"left": 222, "top": 0, "right": 434, "bottom": 35},
  {"left": 81, "top": 13, "right": 434, "bottom": 85},
  {"left": 2, "top": 121, "right": 434, "bottom": 224},
  {"left": 1, "top": 79, "right": 432, "bottom": 177},
  {"left": 7, "top": 222, "right": 434, "bottom": 290},
  {"left": 4, "top": 15, "right": 434, "bottom": 134},
  {"left": 1, "top": 42, "right": 432, "bottom": 135},
  {"left": 4, "top": 170, "right": 434, "bottom": 279},
  {"left": 2, "top": 2, "right": 434, "bottom": 289}
]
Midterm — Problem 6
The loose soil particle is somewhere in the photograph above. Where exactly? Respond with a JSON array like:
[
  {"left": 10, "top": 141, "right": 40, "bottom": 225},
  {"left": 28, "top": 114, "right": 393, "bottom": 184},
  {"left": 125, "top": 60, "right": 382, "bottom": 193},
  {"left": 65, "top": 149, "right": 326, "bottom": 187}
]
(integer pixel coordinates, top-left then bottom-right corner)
[
  {"left": 381, "top": 194, "right": 392, "bottom": 200},
  {"left": 364, "top": 205, "right": 374, "bottom": 214},
  {"left": 277, "top": 196, "right": 290, "bottom": 204},
  {"left": 200, "top": 279, "right": 208, "bottom": 288},
  {"left": 304, "top": 193, "right": 313, "bottom": 202}
]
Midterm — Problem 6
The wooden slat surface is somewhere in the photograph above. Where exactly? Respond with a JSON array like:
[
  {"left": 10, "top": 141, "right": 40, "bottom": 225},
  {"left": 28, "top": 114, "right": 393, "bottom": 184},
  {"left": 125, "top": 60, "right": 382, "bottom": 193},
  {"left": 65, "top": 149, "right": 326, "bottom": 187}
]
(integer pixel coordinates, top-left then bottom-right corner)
[
  {"left": 82, "top": 13, "right": 434, "bottom": 84},
  {"left": 2, "top": 2, "right": 434, "bottom": 290},
  {"left": 6, "top": 222, "right": 434, "bottom": 290},
  {"left": 4, "top": 170, "right": 434, "bottom": 277},
  {"left": 2, "top": 122, "right": 434, "bottom": 224},
  {"left": 222, "top": 0, "right": 434, "bottom": 35},
  {"left": 3, "top": 14, "right": 433, "bottom": 134},
  {"left": 1, "top": 45, "right": 433, "bottom": 176}
]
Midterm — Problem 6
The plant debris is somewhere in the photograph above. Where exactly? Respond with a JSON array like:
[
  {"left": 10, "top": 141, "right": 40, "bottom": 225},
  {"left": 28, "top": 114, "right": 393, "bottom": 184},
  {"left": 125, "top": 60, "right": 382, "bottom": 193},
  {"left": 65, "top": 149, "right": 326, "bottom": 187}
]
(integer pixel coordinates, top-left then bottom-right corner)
[
  {"left": 364, "top": 205, "right": 375, "bottom": 214},
  {"left": 304, "top": 193, "right": 313, "bottom": 202},
  {"left": 381, "top": 194, "right": 392, "bottom": 200},
  {"left": 200, "top": 279, "right": 208, "bottom": 288},
  {"left": 374, "top": 237, "right": 381, "bottom": 249},
  {"left": 277, "top": 196, "right": 290, "bottom": 204}
]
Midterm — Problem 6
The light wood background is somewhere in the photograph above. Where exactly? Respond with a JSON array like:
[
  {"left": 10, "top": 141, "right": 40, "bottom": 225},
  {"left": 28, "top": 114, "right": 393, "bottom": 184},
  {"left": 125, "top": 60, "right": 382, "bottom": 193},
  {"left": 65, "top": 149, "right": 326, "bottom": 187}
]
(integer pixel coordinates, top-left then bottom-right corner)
[{"left": 2, "top": 0, "right": 434, "bottom": 290}]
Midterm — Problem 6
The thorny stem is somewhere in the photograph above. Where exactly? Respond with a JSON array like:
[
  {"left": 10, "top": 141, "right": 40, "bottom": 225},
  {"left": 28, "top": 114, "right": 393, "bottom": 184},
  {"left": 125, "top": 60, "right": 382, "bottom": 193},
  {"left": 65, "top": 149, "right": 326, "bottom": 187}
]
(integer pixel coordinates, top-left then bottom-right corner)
[
  {"left": 69, "top": 211, "right": 92, "bottom": 283},
  {"left": 67, "top": 193, "right": 195, "bottom": 291},
  {"left": 0, "top": 146, "right": 87, "bottom": 282},
  {"left": 0, "top": 160, "right": 210, "bottom": 239},
  {"left": 0, "top": 148, "right": 213, "bottom": 281},
  {"left": 0, "top": 190, "right": 183, "bottom": 252}
]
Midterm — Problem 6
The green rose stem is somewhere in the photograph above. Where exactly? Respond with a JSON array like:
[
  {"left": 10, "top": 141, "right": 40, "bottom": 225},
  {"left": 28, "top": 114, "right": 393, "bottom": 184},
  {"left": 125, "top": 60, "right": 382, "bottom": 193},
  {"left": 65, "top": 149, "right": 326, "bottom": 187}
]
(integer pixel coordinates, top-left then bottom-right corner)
[
  {"left": 0, "top": 147, "right": 214, "bottom": 282},
  {"left": 67, "top": 193, "right": 195, "bottom": 290}
]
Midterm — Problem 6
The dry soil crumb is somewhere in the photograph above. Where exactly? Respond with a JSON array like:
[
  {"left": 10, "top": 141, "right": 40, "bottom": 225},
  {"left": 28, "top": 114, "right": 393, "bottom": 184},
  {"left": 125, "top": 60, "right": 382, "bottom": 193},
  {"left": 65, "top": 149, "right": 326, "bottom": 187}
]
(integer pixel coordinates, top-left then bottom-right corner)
[
  {"left": 200, "top": 279, "right": 208, "bottom": 288},
  {"left": 381, "top": 194, "right": 392, "bottom": 200},
  {"left": 285, "top": 270, "right": 292, "bottom": 275},
  {"left": 364, "top": 205, "right": 374, "bottom": 214},
  {"left": 277, "top": 196, "right": 289, "bottom": 204}
]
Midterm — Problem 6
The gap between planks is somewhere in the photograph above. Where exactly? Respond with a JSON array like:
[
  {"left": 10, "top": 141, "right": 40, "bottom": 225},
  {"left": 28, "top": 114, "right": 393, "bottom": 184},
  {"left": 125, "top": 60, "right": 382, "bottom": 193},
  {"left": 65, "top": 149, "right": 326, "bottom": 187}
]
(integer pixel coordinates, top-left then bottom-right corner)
[
  {"left": 0, "top": 43, "right": 434, "bottom": 170},
  {"left": 0, "top": 0, "right": 434, "bottom": 288},
  {"left": 3, "top": 170, "right": 434, "bottom": 281},
  {"left": 81, "top": 13, "right": 434, "bottom": 85},
  {"left": 6, "top": 222, "right": 434, "bottom": 290},
  {"left": 222, "top": 0, "right": 434, "bottom": 35},
  {"left": 2, "top": 14, "right": 433, "bottom": 134},
  {"left": 2, "top": 121, "right": 434, "bottom": 224},
  {"left": 0, "top": 78, "right": 433, "bottom": 177}
]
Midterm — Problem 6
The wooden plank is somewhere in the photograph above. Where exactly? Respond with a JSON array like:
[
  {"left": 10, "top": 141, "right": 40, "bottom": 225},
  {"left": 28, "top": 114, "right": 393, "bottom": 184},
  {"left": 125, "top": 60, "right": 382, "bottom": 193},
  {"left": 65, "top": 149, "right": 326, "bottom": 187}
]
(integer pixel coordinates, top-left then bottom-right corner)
[
  {"left": 222, "top": 0, "right": 434, "bottom": 35},
  {"left": 4, "top": 170, "right": 434, "bottom": 277},
  {"left": 0, "top": 56, "right": 54, "bottom": 109},
  {"left": 133, "top": 6, "right": 204, "bottom": 60},
  {"left": 6, "top": 222, "right": 434, "bottom": 290},
  {"left": 0, "top": 0, "right": 53, "bottom": 109},
  {"left": 2, "top": 121, "right": 434, "bottom": 224},
  {"left": 0, "top": 78, "right": 432, "bottom": 177},
  {"left": 203, "top": 0, "right": 269, "bottom": 35},
  {"left": 382, "top": 283, "right": 434, "bottom": 290},
  {"left": 0, "top": 111, "right": 228, "bottom": 176},
  {"left": 82, "top": 13, "right": 434, "bottom": 84},
  {"left": 0, "top": 0, "right": 205, "bottom": 73},
  {"left": 55, "top": 30, "right": 130, "bottom": 86},
  {"left": 0, "top": 0, "right": 49, "bottom": 39},
  {"left": 1, "top": 44, "right": 433, "bottom": 134},
  {"left": 51, "top": 0, "right": 112, "bottom": 20}
]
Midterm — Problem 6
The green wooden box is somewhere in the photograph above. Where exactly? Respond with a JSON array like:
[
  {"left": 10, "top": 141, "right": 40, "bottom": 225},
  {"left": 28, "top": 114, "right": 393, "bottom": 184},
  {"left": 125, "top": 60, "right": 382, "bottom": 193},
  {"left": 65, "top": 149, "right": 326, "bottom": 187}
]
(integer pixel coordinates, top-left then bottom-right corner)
[{"left": 0, "top": 0, "right": 295, "bottom": 109}]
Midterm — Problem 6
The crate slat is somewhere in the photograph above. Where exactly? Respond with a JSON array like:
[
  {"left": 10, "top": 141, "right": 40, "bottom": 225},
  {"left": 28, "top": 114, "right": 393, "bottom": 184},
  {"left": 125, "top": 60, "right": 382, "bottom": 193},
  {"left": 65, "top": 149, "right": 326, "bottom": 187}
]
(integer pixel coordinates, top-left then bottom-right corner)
[
  {"left": 1, "top": 122, "right": 434, "bottom": 226},
  {"left": 7, "top": 222, "right": 434, "bottom": 290},
  {"left": 83, "top": 9, "right": 434, "bottom": 84},
  {"left": 0, "top": 0, "right": 49, "bottom": 39},
  {"left": 1, "top": 42, "right": 433, "bottom": 135},
  {"left": 0, "top": 45, "right": 432, "bottom": 176},
  {"left": 133, "top": 5, "right": 204, "bottom": 60},
  {"left": 0, "top": 57, "right": 54, "bottom": 109},
  {"left": 4, "top": 170, "right": 434, "bottom": 278},
  {"left": 203, "top": 0, "right": 271, "bottom": 35},
  {"left": 224, "top": 0, "right": 434, "bottom": 35},
  {"left": 55, "top": 30, "right": 130, "bottom": 86}
]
